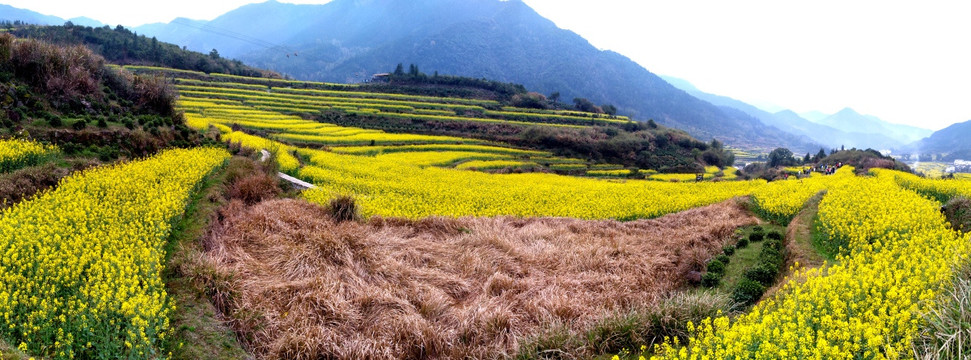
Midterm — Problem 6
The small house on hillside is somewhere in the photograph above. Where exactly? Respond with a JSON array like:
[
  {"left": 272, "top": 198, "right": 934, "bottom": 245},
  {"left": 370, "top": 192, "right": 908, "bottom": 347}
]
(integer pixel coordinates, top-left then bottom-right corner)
[{"left": 370, "top": 73, "right": 391, "bottom": 83}]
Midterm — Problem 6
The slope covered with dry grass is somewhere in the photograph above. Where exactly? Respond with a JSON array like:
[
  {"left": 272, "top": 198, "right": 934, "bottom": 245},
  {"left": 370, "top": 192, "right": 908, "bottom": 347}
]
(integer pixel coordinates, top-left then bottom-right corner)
[{"left": 188, "top": 198, "right": 756, "bottom": 359}]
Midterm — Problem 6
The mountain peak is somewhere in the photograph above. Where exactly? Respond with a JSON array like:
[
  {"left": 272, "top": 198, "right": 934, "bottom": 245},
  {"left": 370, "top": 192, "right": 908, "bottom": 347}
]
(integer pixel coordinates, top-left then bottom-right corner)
[{"left": 834, "top": 107, "right": 860, "bottom": 116}]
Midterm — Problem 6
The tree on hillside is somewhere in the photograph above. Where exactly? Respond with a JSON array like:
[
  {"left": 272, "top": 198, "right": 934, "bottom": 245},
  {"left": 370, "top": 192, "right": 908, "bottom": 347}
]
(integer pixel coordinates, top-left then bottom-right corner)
[
  {"left": 768, "top": 147, "right": 798, "bottom": 167},
  {"left": 394, "top": 63, "right": 405, "bottom": 76},
  {"left": 602, "top": 104, "right": 617, "bottom": 116},
  {"left": 803, "top": 153, "right": 811, "bottom": 163},
  {"left": 813, "top": 148, "right": 827, "bottom": 163},
  {"left": 511, "top": 92, "right": 549, "bottom": 109},
  {"left": 573, "top": 97, "right": 603, "bottom": 113},
  {"left": 549, "top": 91, "right": 560, "bottom": 105}
]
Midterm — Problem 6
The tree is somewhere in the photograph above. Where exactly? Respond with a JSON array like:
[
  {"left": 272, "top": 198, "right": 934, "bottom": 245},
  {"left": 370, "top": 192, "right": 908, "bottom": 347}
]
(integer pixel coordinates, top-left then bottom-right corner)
[
  {"left": 208, "top": 48, "right": 220, "bottom": 60},
  {"left": 803, "top": 153, "right": 811, "bottom": 163},
  {"left": 602, "top": 104, "right": 618, "bottom": 116},
  {"left": 393, "top": 63, "right": 404, "bottom": 76},
  {"left": 647, "top": 119, "right": 658, "bottom": 129},
  {"left": 408, "top": 64, "right": 419, "bottom": 77},
  {"left": 573, "top": 97, "right": 603, "bottom": 113},
  {"left": 813, "top": 148, "right": 827, "bottom": 163},
  {"left": 711, "top": 138, "right": 723, "bottom": 150},
  {"left": 549, "top": 91, "right": 560, "bottom": 105},
  {"left": 767, "top": 147, "right": 797, "bottom": 167},
  {"left": 511, "top": 92, "right": 549, "bottom": 109}
]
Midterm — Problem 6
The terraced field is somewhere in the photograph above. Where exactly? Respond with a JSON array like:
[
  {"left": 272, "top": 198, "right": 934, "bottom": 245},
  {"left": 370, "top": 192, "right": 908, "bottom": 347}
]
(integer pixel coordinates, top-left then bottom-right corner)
[{"left": 104, "top": 68, "right": 971, "bottom": 359}]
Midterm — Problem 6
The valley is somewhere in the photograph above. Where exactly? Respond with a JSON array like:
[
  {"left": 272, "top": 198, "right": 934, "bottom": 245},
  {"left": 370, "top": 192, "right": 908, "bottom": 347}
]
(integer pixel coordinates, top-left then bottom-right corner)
[{"left": 0, "top": 2, "right": 969, "bottom": 359}]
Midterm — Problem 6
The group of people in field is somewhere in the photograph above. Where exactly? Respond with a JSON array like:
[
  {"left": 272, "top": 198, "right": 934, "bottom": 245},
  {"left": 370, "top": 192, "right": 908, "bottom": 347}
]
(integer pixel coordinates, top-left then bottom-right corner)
[
  {"left": 782, "top": 162, "right": 844, "bottom": 180},
  {"left": 818, "top": 162, "right": 844, "bottom": 175}
]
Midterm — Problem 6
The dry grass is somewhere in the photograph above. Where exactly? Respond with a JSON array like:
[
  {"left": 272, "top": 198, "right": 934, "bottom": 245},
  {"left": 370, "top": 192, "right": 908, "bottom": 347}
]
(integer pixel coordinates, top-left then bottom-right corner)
[{"left": 194, "top": 199, "right": 756, "bottom": 359}]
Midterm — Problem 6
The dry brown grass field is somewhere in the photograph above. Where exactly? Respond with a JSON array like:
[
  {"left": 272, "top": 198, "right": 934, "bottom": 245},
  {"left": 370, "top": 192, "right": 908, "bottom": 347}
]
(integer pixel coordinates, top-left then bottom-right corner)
[{"left": 184, "top": 197, "right": 757, "bottom": 359}]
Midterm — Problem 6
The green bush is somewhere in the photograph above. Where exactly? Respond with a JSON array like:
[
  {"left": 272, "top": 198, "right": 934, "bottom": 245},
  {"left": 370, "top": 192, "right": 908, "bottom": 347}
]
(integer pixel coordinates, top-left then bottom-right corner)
[
  {"left": 737, "top": 237, "right": 749, "bottom": 248},
  {"left": 716, "top": 254, "right": 730, "bottom": 265},
  {"left": 72, "top": 119, "right": 87, "bottom": 130},
  {"left": 732, "top": 278, "right": 766, "bottom": 306},
  {"left": 752, "top": 226, "right": 764, "bottom": 233},
  {"left": 701, "top": 272, "right": 721, "bottom": 288},
  {"left": 749, "top": 232, "right": 764, "bottom": 242},
  {"left": 744, "top": 265, "right": 778, "bottom": 286},
  {"left": 722, "top": 245, "right": 735, "bottom": 256},
  {"left": 767, "top": 231, "right": 783, "bottom": 241},
  {"left": 706, "top": 259, "right": 726, "bottom": 275}
]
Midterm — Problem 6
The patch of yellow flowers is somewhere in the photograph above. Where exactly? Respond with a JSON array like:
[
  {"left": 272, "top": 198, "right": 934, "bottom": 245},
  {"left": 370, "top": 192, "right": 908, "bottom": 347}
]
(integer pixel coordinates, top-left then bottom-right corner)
[
  {"left": 0, "top": 139, "right": 59, "bottom": 173},
  {"left": 0, "top": 147, "right": 229, "bottom": 359},
  {"left": 751, "top": 166, "right": 853, "bottom": 224},
  {"left": 299, "top": 148, "right": 766, "bottom": 220},
  {"left": 651, "top": 171, "right": 971, "bottom": 359}
]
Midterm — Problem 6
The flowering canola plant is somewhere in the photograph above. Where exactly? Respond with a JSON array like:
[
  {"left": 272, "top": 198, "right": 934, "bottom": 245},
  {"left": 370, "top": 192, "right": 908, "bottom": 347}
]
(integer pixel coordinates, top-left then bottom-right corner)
[
  {"left": 651, "top": 172, "right": 971, "bottom": 359},
  {"left": 751, "top": 166, "right": 853, "bottom": 224},
  {"left": 299, "top": 148, "right": 766, "bottom": 220},
  {"left": 0, "top": 147, "right": 229, "bottom": 359},
  {"left": 0, "top": 138, "right": 59, "bottom": 173}
]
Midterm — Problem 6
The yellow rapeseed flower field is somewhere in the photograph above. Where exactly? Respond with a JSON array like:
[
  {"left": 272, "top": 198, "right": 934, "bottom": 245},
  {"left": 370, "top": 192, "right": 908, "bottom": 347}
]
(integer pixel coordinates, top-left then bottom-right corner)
[
  {"left": 751, "top": 166, "right": 853, "bottom": 224},
  {"left": 0, "top": 147, "right": 229, "bottom": 359},
  {"left": 0, "top": 139, "right": 59, "bottom": 173},
  {"left": 651, "top": 172, "right": 971, "bottom": 359},
  {"left": 298, "top": 148, "right": 766, "bottom": 220}
]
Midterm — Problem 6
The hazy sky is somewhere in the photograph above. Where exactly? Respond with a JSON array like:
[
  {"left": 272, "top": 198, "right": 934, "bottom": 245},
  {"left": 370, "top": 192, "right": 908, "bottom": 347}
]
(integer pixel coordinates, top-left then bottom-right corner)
[{"left": 8, "top": 0, "right": 970, "bottom": 130}]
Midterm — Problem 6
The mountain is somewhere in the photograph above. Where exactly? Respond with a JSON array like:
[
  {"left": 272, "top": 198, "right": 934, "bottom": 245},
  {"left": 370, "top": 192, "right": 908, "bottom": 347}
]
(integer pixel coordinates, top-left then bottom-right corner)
[
  {"left": 660, "top": 75, "right": 905, "bottom": 150},
  {"left": 814, "top": 108, "right": 932, "bottom": 145},
  {"left": 905, "top": 119, "right": 971, "bottom": 155},
  {"left": 800, "top": 111, "right": 829, "bottom": 122},
  {"left": 133, "top": 0, "right": 816, "bottom": 152},
  {"left": 0, "top": 4, "right": 64, "bottom": 25},
  {"left": 67, "top": 16, "right": 105, "bottom": 27}
]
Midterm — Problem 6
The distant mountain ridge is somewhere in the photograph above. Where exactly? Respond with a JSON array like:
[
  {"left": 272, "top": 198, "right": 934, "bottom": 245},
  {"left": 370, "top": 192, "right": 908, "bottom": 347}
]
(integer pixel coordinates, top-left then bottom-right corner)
[
  {"left": 0, "top": 4, "right": 105, "bottom": 27},
  {"left": 904, "top": 119, "right": 971, "bottom": 156},
  {"left": 0, "top": 4, "right": 64, "bottom": 25},
  {"left": 660, "top": 75, "right": 931, "bottom": 150},
  {"left": 127, "top": 0, "right": 818, "bottom": 152}
]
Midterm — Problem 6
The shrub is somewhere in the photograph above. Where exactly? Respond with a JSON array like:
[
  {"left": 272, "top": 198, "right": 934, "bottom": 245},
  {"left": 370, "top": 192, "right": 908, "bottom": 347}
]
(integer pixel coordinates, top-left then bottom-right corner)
[
  {"left": 943, "top": 197, "right": 971, "bottom": 233},
  {"left": 752, "top": 226, "right": 764, "bottom": 233},
  {"left": 737, "top": 237, "right": 749, "bottom": 248},
  {"left": 227, "top": 173, "right": 281, "bottom": 205},
  {"left": 72, "top": 119, "right": 87, "bottom": 130},
  {"left": 732, "top": 278, "right": 766, "bottom": 306},
  {"left": 701, "top": 273, "right": 721, "bottom": 288},
  {"left": 47, "top": 116, "right": 62, "bottom": 127},
  {"left": 722, "top": 245, "right": 735, "bottom": 256},
  {"left": 328, "top": 195, "right": 361, "bottom": 223},
  {"left": 766, "top": 230, "right": 783, "bottom": 241},
  {"left": 97, "top": 117, "right": 108, "bottom": 128},
  {"left": 749, "top": 232, "right": 764, "bottom": 242},
  {"left": 706, "top": 259, "right": 726, "bottom": 275},
  {"left": 716, "top": 254, "right": 731, "bottom": 265},
  {"left": 744, "top": 265, "right": 778, "bottom": 287}
]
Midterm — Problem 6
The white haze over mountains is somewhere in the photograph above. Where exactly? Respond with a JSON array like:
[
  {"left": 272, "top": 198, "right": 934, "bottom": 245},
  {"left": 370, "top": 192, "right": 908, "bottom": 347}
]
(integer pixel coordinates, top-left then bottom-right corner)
[{"left": 5, "top": 0, "right": 970, "bottom": 131}]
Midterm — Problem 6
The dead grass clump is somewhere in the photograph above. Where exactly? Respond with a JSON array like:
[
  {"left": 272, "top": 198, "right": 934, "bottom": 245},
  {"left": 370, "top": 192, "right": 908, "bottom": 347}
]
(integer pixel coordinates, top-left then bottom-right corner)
[
  {"left": 199, "top": 198, "right": 756, "bottom": 359},
  {"left": 226, "top": 173, "right": 280, "bottom": 205},
  {"left": 8, "top": 35, "right": 103, "bottom": 103},
  {"left": 328, "top": 194, "right": 361, "bottom": 223},
  {"left": 0, "top": 163, "right": 71, "bottom": 209}
]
